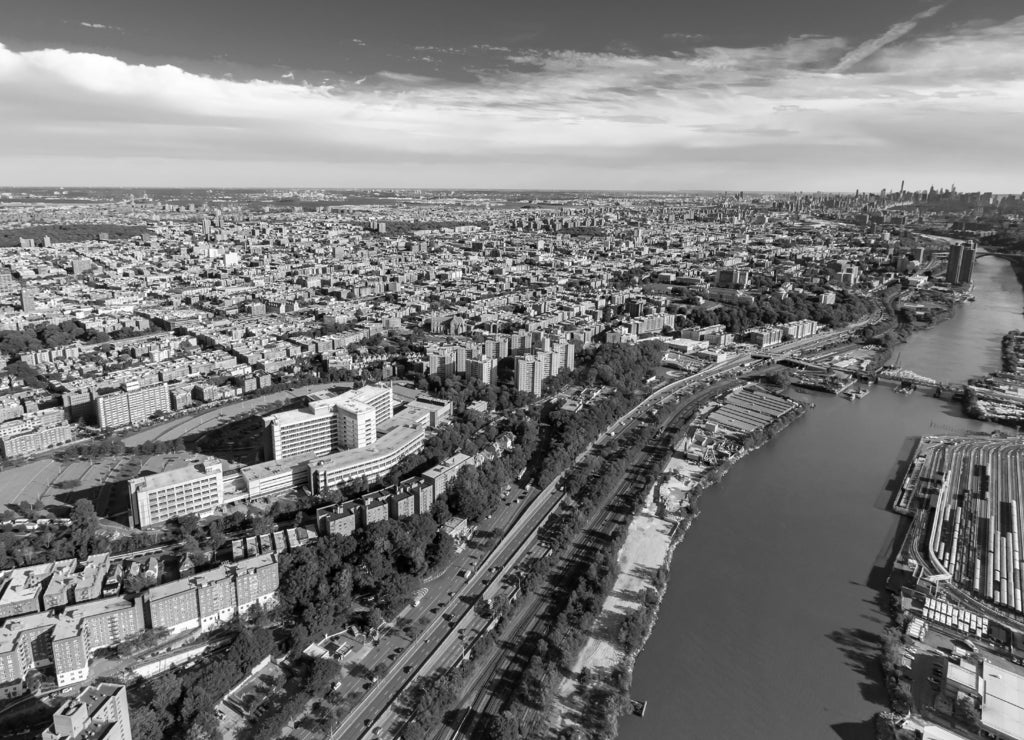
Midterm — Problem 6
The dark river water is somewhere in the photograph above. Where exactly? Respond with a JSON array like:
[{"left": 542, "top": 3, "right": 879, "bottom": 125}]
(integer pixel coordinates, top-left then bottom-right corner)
[{"left": 620, "top": 254, "right": 1023, "bottom": 740}]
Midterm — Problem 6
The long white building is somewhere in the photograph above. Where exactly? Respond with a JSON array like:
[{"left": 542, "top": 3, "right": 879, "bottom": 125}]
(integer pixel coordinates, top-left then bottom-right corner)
[
  {"left": 264, "top": 384, "right": 393, "bottom": 460},
  {"left": 308, "top": 424, "right": 425, "bottom": 496}
]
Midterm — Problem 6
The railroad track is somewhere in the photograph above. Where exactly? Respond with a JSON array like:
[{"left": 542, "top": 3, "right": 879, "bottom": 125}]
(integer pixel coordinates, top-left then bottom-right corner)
[{"left": 441, "top": 382, "right": 735, "bottom": 739}]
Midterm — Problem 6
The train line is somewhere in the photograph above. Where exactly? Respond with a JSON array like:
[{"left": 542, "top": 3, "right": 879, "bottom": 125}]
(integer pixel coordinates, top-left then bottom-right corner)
[{"left": 439, "top": 382, "right": 733, "bottom": 739}]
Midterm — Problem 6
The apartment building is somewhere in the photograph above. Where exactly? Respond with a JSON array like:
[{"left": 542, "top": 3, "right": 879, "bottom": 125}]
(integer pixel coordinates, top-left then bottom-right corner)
[
  {"left": 747, "top": 326, "right": 784, "bottom": 348},
  {"left": 0, "top": 421, "right": 73, "bottom": 458},
  {"left": 143, "top": 554, "right": 278, "bottom": 634},
  {"left": 422, "top": 453, "right": 472, "bottom": 499},
  {"left": 0, "top": 560, "right": 72, "bottom": 619},
  {"left": 781, "top": 319, "right": 819, "bottom": 340},
  {"left": 94, "top": 382, "right": 170, "bottom": 429},
  {"left": 50, "top": 598, "right": 145, "bottom": 686},
  {"left": 466, "top": 357, "right": 496, "bottom": 385},
  {"left": 0, "top": 596, "right": 143, "bottom": 694},
  {"left": 0, "top": 407, "right": 74, "bottom": 458},
  {"left": 515, "top": 355, "right": 544, "bottom": 396},
  {"left": 43, "top": 682, "right": 132, "bottom": 740}
]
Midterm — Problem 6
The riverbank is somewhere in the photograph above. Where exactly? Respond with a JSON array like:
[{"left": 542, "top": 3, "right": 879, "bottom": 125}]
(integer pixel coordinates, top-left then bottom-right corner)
[
  {"left": 872, "top": 294, "right": 963, "bottom": 370},
  {"left": 545, "top": 393, "right": 807, "bottom": 738},
  {"left": 618, "top": 252, "right": 1024, "bottom": 740}
]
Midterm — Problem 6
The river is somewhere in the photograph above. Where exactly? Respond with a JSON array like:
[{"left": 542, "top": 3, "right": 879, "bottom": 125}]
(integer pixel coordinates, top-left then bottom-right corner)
[{"left": 620, "top": 253, "right": 1024, "bottom": 740}]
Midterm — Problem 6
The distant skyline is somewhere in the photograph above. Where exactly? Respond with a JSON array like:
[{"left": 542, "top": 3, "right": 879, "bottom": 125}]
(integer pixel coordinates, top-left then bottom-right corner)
[{"left": 1, "top": 1, "right": 1022, "bottom": 191}]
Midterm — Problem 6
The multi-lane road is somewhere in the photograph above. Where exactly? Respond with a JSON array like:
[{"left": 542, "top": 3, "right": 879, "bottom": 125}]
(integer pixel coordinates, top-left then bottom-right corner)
[
  {"left": 331, "top": 321, "right": 876, "bottom": 739},
  {"left": 442, "top": 379, "right": 741, "bottom": 740},
  {"left": 340, "top": 360, "right": 748, "bottom": 739}
]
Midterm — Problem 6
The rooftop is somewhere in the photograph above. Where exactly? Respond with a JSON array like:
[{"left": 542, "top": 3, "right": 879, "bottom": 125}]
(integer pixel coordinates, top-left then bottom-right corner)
[
  {"left": 310, "top": 424, "right": 424, "bottom": 472},
  {"left": 982, "top": 660, "right": 1024, "bottom": 740},
  {"left": 129, "top": 458, "right": 222, "bottom": 492}
]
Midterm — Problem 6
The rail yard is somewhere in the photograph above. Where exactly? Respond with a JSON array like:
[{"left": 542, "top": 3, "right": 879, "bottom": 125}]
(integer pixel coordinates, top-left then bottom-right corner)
[{"left": 899, "top": 435, "right": 1024, "bottom": 616}]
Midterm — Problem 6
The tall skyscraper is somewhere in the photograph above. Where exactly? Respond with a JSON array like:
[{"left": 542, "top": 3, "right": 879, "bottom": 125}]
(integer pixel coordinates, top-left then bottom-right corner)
[{"left": 946, "top": 241, "right": 977, "bottom": 285}]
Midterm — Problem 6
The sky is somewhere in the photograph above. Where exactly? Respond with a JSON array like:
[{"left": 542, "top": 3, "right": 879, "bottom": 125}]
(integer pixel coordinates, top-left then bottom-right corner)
[{"left": 0, "top": 0, "right": 1022, "bottom": 192}]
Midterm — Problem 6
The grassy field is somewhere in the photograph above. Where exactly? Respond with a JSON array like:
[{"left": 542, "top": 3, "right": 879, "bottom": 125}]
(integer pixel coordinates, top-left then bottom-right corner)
[{"left": 0, "top": 452, "right": 202, "bottom": 521}]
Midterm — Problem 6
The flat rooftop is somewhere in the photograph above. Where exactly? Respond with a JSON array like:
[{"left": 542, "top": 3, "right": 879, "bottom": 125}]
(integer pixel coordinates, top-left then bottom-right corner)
[
  {"left": 130, "top": 458, "right": 221, "bottom": 492},
  {"left": 310, "top": 425, "right": 424, "bottom": 472},
  {"left": 242, "top": 455, "right": 311, "bottom": 481},
  {"left": 982, "top": 660, "right": 1024, "bottom": 740}
]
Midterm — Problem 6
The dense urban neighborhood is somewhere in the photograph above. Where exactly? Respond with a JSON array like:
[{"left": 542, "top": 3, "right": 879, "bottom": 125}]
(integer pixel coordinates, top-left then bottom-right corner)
[{"left": 0, "top": 186, "right": 1023, "bottom": 740}]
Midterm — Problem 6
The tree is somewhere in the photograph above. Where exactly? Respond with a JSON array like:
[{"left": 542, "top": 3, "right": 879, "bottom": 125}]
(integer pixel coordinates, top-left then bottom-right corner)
[
  {"left": 70, "top": 498, "right": 98, "bottom": 558},
  {"left": 426, "top": 531, "right": 456, "bottom": 572},
  {"left": 955, "top": 695, "right": 980, "bottom": 732},
  {"left": 484, "top": 710, "right": 520, "bottom": 740},
  {"left": 448, "top": 467, "right": 500, "bottom": 523}
]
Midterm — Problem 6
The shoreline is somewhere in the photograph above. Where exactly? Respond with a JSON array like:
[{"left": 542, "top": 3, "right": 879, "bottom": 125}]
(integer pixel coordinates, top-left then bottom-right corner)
[
  {"left": 546, "top": 396, "right": 808, "bottom": 738},
  {"left": 550, "top": 255, "right": 1024, "bottom": 739}
]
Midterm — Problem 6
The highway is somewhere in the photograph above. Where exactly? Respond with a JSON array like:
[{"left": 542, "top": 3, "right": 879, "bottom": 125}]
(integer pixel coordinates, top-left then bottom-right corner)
[
  {"left": 330, "top": 319, "right": 872, "bottom": 739},
  {"left": 438, "top": 380, "right": 739, "bottom": 740},
  {"left": 341, "top": 361, "right": 747, "bottom": 739}
]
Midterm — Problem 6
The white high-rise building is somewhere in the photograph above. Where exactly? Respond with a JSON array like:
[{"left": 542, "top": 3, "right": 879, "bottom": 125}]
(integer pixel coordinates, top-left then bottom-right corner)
[
  {"left": 515, "top": 355, "right": 544, "bottom": 396},
  {"left": 264, "top": 384, "right": 393, "bottom": 460},
  {"left": 336, "top": 399, "right": 376, "bottom": 449}
]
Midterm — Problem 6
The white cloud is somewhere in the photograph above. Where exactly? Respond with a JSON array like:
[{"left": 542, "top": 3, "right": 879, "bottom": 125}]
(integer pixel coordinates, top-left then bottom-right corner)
[
  {"left": 1, "top": 16, "right": 1023, "bottom": 190},
  {"left": 80, "top": 22, "right": 123, "bottom": 32},
  {"left": 832, "top": 3, "right": 946, "bottom": 72}
]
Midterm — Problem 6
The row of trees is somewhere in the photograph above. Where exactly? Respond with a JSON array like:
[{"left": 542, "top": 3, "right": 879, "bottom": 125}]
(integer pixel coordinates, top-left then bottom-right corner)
[{"left": 476, "top": 378, "right": 715, "bottom": 737}]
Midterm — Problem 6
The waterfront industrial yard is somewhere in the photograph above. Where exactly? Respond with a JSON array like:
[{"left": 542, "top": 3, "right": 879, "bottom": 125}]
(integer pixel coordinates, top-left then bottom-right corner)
[{"left": 897, "top": 436, "right": 1024, "bottom": 617}]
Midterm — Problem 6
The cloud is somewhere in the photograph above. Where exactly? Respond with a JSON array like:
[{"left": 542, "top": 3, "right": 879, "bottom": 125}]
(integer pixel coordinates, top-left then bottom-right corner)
[
  {"left": 0, "top": 15, "right": 1022, "bottom": 190},
  {"left": 80, "top": 22, "right": 123, "bottom": 32},
  {"left": 832, "top": 4, "right": 946, "bottom": 72}
]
